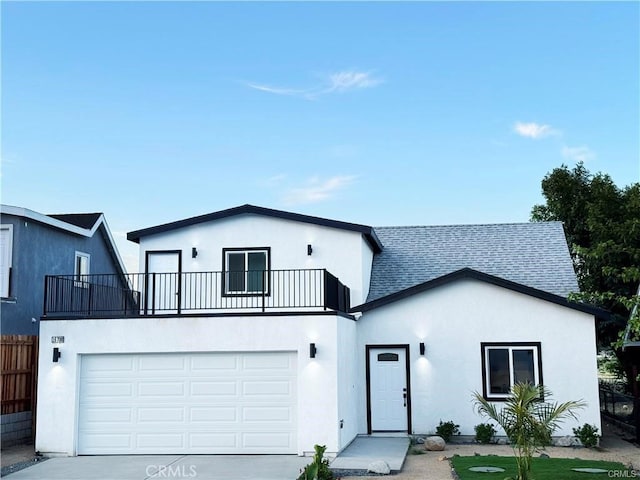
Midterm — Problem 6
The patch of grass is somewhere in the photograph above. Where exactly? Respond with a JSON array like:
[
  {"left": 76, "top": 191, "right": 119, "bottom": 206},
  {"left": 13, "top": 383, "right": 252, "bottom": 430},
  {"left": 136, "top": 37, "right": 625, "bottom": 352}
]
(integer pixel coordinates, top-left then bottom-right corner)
[{"left": 451, "top": 456, "right": 632, "bottom": 480}]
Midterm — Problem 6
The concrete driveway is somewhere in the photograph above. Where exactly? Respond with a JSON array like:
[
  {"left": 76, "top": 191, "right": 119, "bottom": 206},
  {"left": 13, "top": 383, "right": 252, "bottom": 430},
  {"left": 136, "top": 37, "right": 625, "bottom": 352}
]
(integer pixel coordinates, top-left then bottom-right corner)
[{"left": 4, "top": 455, "right": 310, "bottom": 480}]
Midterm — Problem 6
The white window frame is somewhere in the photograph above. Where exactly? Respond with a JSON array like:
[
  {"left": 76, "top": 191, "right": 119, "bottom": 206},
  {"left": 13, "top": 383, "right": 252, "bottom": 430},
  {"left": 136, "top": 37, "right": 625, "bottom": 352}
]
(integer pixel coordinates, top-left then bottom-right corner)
[
  {"left": 222, "top": 248, "right": 270, "bottom": 295},
  {"left": 75, "top": 251, "right": 90, "bottom": 287},
  {"left": 482, "top": 343, "right": 542, "bottom": 400},
  {"left": 0, "top": 224, "right": 13, "bottom": 298}
]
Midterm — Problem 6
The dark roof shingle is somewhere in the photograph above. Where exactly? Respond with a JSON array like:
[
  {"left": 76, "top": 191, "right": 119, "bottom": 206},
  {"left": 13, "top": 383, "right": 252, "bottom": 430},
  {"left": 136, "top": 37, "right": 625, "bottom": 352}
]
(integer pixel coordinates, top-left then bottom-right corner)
[
  {"left": 48, "top": 213, "right": 102, "bottom": 230},
  {"left": 367, "top": 221, "right": 578, "bottom": 301}
]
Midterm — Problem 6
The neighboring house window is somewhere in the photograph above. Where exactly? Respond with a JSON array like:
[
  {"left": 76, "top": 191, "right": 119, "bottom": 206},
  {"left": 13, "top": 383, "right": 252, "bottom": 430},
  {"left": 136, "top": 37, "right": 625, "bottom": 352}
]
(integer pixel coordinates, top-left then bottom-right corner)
[
  {"left": 481, "top": 342, "right": 542, "bottom": 400},
  {"left": 0, "top": 225, "right": 13, "bottom": 298},
  {"left": 222, "top": 248, "right": 270, "bottom": 295},
  {"left": 75, "top": 252, "right": 90, "bottom": 287}
]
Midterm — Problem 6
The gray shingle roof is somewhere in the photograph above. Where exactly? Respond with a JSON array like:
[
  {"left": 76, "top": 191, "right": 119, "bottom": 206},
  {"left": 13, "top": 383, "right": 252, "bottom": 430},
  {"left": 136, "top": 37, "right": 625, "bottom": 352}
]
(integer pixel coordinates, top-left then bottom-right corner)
[{"left": 367, "top": 221, "right": 579, "bottom": 302}]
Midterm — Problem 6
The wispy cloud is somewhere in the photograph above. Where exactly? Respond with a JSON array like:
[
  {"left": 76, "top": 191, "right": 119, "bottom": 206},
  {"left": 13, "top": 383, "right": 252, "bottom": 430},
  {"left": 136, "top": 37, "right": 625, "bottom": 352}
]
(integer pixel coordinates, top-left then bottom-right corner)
[
  {"left": 513, "top": 121, "right": 560, "bottom": 139},
  {"left": 562, "top": 145, "right": 596, "bottom": 163},
  {"left": 246, "top": 70, "right": 382, "bottom": 100},
  {"left": 283, "top": 175, "right": 357, "bottom": 205},
  {"left": 326, "top": 71, "right": 383, "bottom": 93}
]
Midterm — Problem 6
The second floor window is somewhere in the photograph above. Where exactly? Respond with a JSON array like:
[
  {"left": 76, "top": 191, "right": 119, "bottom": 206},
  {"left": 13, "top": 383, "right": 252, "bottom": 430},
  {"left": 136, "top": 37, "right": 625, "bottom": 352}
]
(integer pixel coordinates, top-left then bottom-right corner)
[
  {"left": 75, "top": 251, "right": 90, "bottom": 287},
  {"left": 223, "top": 248, "right": 269, "bottom": 295}
]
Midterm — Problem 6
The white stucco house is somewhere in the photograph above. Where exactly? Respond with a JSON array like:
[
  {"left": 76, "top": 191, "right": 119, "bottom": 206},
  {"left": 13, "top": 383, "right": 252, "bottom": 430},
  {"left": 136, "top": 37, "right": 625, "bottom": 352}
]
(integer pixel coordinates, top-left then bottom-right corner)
[{"left": 36, "top": 204, "right": 605, "bottom": 457}]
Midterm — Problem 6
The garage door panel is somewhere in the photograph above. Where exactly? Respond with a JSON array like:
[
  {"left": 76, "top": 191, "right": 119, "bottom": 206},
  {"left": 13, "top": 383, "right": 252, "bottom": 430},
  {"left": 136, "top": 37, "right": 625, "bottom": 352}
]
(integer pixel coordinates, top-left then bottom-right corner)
[
  {"left": 190, "top": 381, "right": 237, "bottom": 396},
  {"left": 243, "top": 406, "right": 292, "bottom": 421},
  {"left": 242, "top": 354, "right": 292, "bottom": 370},
  {"left": 190, "top": 355, "right": 238, "bottom": 371},
  {"left": 83, "top": 408, "right": 132, "bottom": 423},
  {"left": 137, "top": 433, "right": 185, "bottom": 448},
  {"left": 138, "top": 381, "right": 185, "bottom": 396},
  {"left": 81, "top": 433, "right": 131, "bottom": 449},
  {"left": 242, "top": 432, "right": 293, "bottom": 448},
  {"left": 78, "top": 352, "right": 297, "bottom": 455},
  {"left": 242, "top": 380, "right": 292, "bottom": 396},
  {"left": 138, "top": 407, "right": 184, "bottom": 422},
  {"left": 191, "top": 433, "right": 238, "bottom": 448},
  {"left": 82, "top": 381, "right": 133, "bottom": 398},
  {"left": 190, "top": 407, "right": 237, "bottom": 422},
  {"left": 139, "top": 355, "right": 187, "bottom": 371}
]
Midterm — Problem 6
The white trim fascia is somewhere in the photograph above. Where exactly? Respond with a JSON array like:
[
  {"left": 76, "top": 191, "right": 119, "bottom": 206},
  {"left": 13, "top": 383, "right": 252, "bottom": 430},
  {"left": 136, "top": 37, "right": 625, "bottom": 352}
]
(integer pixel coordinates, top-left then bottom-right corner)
[
  {"left": 0, "top": 204, "right": 93, "bottom": 237},
  {"left": 97, "top": 215, "right": 128, "bottom": 275}
]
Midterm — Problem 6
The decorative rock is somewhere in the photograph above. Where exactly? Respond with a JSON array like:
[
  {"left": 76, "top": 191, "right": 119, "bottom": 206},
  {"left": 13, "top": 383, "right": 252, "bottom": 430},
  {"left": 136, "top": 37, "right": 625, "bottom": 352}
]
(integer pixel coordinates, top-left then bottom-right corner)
[
  {"left": 367, "top": 460, "right": 391, "bottom": 475},
  {"left": 539, "top": 453, "right": 550, "bottom": 458},
  {"left": 554, "top": 436, "right": 574, "bottom": 447},
  {"left": 424, "top": 436, "right": 446, "bottom": 451}
]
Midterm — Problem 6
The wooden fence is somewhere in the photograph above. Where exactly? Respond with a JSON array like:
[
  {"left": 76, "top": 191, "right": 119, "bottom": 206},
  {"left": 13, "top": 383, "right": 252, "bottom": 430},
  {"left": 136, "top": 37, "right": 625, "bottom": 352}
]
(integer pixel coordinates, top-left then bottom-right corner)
[{"left": 1, "top": 335, "right": 38, "bottom": 418}]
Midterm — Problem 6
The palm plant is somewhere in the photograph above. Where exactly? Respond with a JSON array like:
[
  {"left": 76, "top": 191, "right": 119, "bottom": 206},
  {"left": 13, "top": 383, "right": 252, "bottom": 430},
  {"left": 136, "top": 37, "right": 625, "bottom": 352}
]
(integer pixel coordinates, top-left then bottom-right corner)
[{"left": 473, "top": 383, "right": 586, "bottom": 480}]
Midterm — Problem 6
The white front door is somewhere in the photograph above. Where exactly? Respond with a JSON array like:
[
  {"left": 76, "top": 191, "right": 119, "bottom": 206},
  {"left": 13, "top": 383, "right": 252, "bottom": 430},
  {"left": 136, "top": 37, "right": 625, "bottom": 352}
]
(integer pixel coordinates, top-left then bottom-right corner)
[
  {"left": 369, "top": 347, "right": 409, "bottom": 432},
  {"left": 146, "top": 251, "right": 181, "bottom": 313}
]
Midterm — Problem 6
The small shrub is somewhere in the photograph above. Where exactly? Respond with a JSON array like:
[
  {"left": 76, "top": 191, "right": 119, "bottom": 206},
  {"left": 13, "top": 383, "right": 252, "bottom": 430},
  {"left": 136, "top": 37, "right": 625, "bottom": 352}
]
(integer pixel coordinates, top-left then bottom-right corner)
[
  {"left": 298, "top": 444, "right": 333, "bottom": 480},
  {"left": 474, "top": 423, "right": 497, "bottom": 444},
  {"left": 573, "top": 423, "right": 600, "bottom": 448},
  {"left": 435, "top": 420, "right": 460, "bottom": 442}
]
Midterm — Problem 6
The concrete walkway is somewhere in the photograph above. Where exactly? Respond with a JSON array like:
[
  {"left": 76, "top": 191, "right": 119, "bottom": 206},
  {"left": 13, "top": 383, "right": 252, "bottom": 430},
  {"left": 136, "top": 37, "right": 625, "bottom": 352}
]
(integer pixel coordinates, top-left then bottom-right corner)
[
  {"left": 330, "top": 436, "right": 410, "bottom": 474},
  {"left": 2, "top": 455, "right": 310, "bottom": 480}
]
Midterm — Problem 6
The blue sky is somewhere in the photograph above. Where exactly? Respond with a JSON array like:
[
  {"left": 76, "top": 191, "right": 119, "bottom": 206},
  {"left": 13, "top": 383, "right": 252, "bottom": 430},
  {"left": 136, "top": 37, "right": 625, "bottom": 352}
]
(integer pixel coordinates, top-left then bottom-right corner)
[{"left": 2, "top": 1, "right": 639, "bottom": 272}]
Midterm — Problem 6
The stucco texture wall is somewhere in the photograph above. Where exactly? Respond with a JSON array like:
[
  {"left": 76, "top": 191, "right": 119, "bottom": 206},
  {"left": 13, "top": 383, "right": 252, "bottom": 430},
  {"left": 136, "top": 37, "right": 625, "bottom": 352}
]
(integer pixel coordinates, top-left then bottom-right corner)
[
  {"left": 37, "top": 314, "right": 357, "bottom": 457},
  {"left": 356, "top": 278, "right": 600, "bottom": 437},
  {"left": 137, "top": 214, "right": 374, "bottom": 306}
]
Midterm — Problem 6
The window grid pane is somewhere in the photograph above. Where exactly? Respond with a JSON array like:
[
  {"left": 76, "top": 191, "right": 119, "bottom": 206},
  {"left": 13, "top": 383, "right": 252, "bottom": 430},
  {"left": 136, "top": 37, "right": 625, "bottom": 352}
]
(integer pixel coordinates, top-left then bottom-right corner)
[{"left": 488, "top": 348, "right": 510, "bottom": 394}]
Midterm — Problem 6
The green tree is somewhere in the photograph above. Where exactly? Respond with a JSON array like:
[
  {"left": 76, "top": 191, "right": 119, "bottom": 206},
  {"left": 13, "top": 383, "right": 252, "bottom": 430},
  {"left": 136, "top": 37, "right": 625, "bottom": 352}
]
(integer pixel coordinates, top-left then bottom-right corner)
[
  {"left": 531, "top": 163, "right": 640, "bottom": 380},
  {"left": 473, "top": 383, "right": 585, "bottom": 480}
]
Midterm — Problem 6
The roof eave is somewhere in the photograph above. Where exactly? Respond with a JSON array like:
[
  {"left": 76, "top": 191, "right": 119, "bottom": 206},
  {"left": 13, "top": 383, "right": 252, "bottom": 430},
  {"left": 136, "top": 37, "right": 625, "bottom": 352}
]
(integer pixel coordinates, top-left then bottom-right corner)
[
  {"left": 127, "top": 204, "right": 383, "bottom": 252},
  {"left": 351, "top": 268, "right": 610, "bottom": 319}
]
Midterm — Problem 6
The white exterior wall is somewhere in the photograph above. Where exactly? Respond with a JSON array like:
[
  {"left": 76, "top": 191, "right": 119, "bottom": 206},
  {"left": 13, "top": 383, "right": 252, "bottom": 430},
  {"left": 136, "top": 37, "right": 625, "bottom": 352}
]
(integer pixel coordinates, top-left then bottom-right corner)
[
  {"left": 356, "top": 279, "right": 600, "bottom": 437},
  {"left": 137, "top": 214, "right": 374, "bottom": 306},
  {"left": 336, "top": 318, "right": 359, "bottom": 451},
  {"left": 37, "top": 314, "right": 358, "bottom": 457}
]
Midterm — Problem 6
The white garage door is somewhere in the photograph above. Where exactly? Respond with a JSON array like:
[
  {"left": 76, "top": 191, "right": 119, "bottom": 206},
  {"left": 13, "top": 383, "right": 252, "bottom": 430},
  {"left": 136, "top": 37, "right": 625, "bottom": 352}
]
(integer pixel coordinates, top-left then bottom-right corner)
[{"left": 78, "top": 352, "right": 297, "bottom": 455}]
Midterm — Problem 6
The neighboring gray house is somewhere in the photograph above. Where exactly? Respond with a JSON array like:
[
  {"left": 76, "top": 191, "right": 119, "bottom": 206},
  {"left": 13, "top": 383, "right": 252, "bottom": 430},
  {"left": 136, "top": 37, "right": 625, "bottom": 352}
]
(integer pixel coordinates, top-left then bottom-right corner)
[{"left": 0, "top": 205, "right": 126, "bottom": 335}]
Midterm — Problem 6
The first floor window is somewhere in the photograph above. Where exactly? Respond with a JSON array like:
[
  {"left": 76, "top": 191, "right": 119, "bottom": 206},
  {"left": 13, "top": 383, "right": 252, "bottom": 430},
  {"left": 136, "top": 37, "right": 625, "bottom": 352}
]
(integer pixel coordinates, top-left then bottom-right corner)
[
  {"left": 75, "top": 251, "right": 90, "bottom": 287},
  {"left": 481, "top": 342, "right": 542, "bottom": 400},
  {"left": 223, "top": 248, "right": 269, "bottom": 294}
]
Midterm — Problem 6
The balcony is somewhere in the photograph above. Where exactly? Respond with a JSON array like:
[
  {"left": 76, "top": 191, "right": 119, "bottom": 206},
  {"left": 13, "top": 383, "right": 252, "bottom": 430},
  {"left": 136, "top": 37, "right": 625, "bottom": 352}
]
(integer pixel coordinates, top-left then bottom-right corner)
[{"left": 43, "top": 269, "right": 351, "bottom": 318}]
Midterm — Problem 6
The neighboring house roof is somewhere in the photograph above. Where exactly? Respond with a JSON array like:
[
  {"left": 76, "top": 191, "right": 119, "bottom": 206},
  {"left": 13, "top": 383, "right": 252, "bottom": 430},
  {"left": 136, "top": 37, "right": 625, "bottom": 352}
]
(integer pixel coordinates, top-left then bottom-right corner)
[
  {"left": 367, "top": 221, "right": 578, "bottom": 302},
  {"left": 49, "top": 213, "right": 103, "bottom": 230},
  {"left": 127, "top": 204, "right": 384, "bottom": 253},
  {"left": 352, "top": 267, "right": 608, "bottom": 319},
  {"left": 0, "top": 204, "right": 127, "bottom": 275}
]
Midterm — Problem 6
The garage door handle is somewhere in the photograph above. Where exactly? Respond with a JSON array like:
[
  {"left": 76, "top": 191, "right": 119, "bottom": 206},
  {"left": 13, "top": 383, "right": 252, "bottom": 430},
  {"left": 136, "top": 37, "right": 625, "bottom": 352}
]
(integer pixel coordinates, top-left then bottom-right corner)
[{"left": 403, "top": 392, "right": 407, "bottom": 407}]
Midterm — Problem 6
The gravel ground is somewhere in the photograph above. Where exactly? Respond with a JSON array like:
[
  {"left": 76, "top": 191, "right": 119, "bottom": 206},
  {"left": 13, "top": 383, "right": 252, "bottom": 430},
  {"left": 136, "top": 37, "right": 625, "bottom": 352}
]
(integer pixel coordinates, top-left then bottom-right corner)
[
  {"left": 348, "top": 423, "right": 638, "bottom": 480},
  {"left": 0, "top": 456, "right": 49, "bottom": 477}
]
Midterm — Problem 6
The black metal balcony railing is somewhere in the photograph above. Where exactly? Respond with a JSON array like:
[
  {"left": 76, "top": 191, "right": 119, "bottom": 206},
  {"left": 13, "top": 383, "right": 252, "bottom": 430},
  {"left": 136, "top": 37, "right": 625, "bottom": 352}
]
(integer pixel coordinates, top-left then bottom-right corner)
[{"left": 43, "top": 269, "right": 350, "bottom": 317}]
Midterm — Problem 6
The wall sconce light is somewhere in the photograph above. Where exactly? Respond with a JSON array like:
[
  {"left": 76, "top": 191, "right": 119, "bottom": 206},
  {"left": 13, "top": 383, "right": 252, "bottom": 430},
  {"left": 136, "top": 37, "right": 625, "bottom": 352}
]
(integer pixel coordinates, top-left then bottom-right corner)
[
  {"left": 192, "top": 247, "right": 198, "bottom": 258},
  {"left": 309, "top": 343, "right": 317, "bottom": 358},
  {"left": 307, "top": 244, "right": 313, "bottom": 256},
  {"left": 52, "top": 347, "right": 62, "bottom": 362},
  {"left": 419, "top": 342, "right": 426, "bottom": 356}
]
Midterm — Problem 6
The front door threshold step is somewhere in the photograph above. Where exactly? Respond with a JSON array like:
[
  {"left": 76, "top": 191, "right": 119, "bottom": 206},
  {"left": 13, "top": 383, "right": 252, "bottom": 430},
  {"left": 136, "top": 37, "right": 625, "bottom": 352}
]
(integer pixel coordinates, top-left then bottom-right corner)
[{"left": 329, "top": 436, "right": 409, "bottom": 474}]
